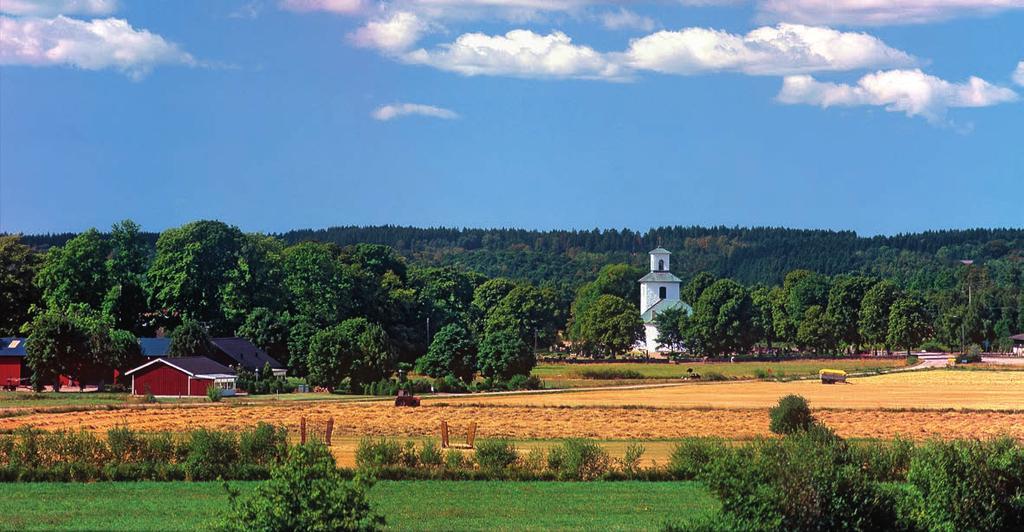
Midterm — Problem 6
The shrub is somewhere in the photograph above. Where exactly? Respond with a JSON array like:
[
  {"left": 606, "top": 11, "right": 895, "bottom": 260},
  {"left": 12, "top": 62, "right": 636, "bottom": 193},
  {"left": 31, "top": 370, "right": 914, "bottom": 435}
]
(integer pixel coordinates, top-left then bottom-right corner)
[
  {"left": 962, "top": 344, "right": 983, "bottom": 363},
  {"left": 906, "top": 354, "right": 919, "bottom": 366},
  {"left": 399, "top": 441, "right": 418, "bottom": 468},
  {"left": 546, "top": 439, "right": 611, "bottom": 480},
  {"left": 418, "top": 439, "right": 442, "bottom": 467},
  {"left": 207, "top": 385, "right": 222, "bottom": 402},
  {"left": 668, "top": 437, "right": 729, "bottom": 480},
  {"left": 701, "top": 430, "right": 898, "bottom": 531},
  {"left": 907, "top": 437, "right": 1024, "bottom": 532},
  {"left": 700, "top": 371, "right": 728, "bottom": 382},
  {"left": 433, "top": 375, "right": 467, "bottom": 393},
  {"left": 185, "top": 429, "right": 240, "bottom": 480},
  {"left": 521, "top": 448, "right": 546, "bottom": 473},
  {"left": 220, "top": 442, "right": 384, "bottom": 532},
  {"left": 355, "top": 437, "right": 402, "bottom": 470},
  {"left": 107, "top": 427, "right": 147, "bottom": 463},
  {"left": 444, "top": 449, "right": 467, "bottom": 469},
  {"left": 849, "top": 437, "right": 915, "bottom": 482},
  {"left": 239, "top": 423, "right": 288, "bottom": 466},
  {"left": 620, "top": 443, "right": 645, "bottom": 478},
  {"left": 769, "top": 395, "right": 815, "bottom": 435},
  {"left": 577, "top": 368, "right": 646, "bottom": 380},
  {"left": 474, "top": 439, "right": 518, "bottom": 473},
  {"left": 753, "top": 368, "right": 769, "bottom": 379}
]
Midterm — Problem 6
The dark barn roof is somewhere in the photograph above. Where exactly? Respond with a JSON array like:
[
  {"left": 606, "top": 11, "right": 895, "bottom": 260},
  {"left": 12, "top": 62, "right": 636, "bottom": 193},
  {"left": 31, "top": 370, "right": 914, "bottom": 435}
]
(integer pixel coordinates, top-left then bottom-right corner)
[
  {"left": 126, "top": 356, "right": 236, "bottom": 377},
  {"left": 211, "top": 337, "right": 284, "bottom": 371},
  {"left": 0, "top": 338, "right": 27, "bottom": 357},
  {"left": 139, "top": 337, "right": 171, "bottom": 357},
  {"left": 1011, "top": 333, "right": 1024, "bottom": 342}
]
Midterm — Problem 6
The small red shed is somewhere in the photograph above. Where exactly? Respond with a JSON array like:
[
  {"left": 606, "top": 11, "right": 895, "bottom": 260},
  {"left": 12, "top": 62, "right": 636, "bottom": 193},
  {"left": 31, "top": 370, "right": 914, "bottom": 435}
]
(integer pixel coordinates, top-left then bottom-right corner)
[
  {"left": 125, "top": 357, "right": 237, "bottom": 397},
  {"left": 1, "top": 338, "right": 27, "bottom": 389}
]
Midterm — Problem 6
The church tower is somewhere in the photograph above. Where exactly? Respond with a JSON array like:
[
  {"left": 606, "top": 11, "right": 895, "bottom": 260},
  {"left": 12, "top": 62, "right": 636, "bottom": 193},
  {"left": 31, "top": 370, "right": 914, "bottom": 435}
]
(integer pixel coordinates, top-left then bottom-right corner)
[{"left": 638, "top": 247, "right": 688, "bottom": 353}]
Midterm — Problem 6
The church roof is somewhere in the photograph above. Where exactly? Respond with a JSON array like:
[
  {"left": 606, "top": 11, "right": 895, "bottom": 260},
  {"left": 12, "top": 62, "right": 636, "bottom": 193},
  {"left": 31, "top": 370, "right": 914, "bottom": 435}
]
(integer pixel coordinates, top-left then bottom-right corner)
[
  {"left": 641, "top": 299, "right": 691, "bottom": 323},
  {"left": 638, "top": 271, "right": 682, "bottom": 283},
  {"left": 649, "top": 247, "right": 671, "bottom": 255}
]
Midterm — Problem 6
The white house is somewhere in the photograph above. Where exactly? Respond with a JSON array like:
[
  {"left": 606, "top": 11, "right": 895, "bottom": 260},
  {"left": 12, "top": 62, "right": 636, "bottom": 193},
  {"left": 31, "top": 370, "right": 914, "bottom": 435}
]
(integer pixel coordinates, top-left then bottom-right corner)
[{"left": 638, "top": 247, "right": 691, "bottom": 353}]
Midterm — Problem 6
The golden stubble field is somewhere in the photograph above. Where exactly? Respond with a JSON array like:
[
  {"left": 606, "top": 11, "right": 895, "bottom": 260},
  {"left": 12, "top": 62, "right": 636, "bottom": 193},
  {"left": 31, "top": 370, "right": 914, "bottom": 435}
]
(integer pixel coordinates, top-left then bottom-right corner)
[{"left": 1, "top": 370, "right": 1021, "bottom": 444}]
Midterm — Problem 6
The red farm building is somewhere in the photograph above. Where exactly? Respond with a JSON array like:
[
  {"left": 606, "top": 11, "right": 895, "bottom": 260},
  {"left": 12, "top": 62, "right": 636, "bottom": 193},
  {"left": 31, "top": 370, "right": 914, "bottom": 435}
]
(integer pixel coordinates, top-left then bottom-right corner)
[
  {"left": 125, "top": 357, "right": 237, "bottom": 397},
  {"left": 1, "top": 338, "right": 27, "bottom": 390}
]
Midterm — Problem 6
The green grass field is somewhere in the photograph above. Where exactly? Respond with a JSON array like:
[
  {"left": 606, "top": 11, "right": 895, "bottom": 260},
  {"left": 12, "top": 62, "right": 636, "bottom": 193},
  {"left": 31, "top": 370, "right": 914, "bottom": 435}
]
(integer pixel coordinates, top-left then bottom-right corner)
[
  {"left": 0, "top": 481, "right": 716, "bottom": 531},
  {"left": 532, "top": 358, "right": 907, "bottom": 387}
]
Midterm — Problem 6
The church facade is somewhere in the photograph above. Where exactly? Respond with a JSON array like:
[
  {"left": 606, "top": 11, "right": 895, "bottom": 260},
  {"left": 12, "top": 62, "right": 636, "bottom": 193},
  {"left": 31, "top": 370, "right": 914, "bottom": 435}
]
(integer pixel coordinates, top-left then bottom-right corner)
[{"left": 639, "top": 248, "right": 691, "bottom": 353}]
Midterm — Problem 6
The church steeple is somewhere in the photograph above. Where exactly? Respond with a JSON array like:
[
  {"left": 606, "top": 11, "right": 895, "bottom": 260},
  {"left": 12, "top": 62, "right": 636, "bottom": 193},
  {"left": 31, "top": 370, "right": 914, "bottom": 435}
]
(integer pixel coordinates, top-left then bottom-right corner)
[{"left": 649, "top": 247, "right": 670, "bottom": 272}]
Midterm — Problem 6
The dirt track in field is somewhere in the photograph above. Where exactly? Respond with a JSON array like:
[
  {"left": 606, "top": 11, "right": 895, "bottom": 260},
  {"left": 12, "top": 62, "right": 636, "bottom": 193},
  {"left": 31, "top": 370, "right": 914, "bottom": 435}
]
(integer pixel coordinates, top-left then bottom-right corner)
[{"left": 1, "top": 371, "right": 1020, "bottom": 442}]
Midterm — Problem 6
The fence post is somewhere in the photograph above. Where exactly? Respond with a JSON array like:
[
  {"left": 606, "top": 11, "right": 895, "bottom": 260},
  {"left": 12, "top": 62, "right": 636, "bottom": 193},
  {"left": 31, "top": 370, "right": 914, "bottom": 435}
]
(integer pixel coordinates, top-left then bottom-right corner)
[
  {"left": 300, "top": 416, "right": 307, "bottom": 445},
  {"left": 326, "top": 417, "right": 334, "bottom": 446}
]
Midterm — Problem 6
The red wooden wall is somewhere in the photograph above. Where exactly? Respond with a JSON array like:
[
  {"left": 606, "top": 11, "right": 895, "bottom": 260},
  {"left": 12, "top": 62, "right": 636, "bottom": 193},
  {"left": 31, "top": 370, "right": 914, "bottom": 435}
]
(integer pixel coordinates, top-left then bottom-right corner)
[
  {"left": 0, "top": 359, "right": 22, "bottom": 383},
  {"left": 132, "top": 364, "right": 210, "bottom": 396}
]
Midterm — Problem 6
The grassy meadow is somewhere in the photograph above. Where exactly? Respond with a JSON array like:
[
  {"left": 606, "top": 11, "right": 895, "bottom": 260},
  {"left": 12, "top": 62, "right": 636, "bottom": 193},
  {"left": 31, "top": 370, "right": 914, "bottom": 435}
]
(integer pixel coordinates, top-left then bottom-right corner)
[{"left": 0, "top": 480, "right": 716, "bottom": 531}]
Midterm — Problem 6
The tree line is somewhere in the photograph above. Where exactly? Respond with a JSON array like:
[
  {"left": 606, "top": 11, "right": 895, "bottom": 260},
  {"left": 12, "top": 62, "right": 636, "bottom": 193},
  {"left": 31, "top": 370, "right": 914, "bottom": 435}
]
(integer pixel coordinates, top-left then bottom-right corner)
[{"left": 1, "top": 220, "right": 1021, "bottom": 390}]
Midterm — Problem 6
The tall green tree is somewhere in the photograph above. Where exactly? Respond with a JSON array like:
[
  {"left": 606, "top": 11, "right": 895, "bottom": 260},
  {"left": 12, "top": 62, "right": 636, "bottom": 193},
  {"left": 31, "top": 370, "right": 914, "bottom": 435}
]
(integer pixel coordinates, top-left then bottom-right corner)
[
  {"left": 146, "top": 221, "right": 245, "bottom": 334},
  {"left": 103, "top": 220, "right": 151, "bottom": 335},
  {"left": 306, "top": 318, "right": 393, "bottom": 392},
  {"left": 780, "top": 270, "right": 830, "bottom": 343},
  {"left": 35, "top": 228, "right": 111, "bottom": 310},
  {"left": 169, "top": 320, "right": 216, "bottom": 357},
  {"left": 472, "top": 278, "right": 518, "bottom": 315},
  {"left": 221, "top": 234, "right": 286, "bottom": 327},
  {"left": 572, "top": 294, "right": 642, "bottom": 358},
  {"left": 824, "top": 275, "right": 876, "bottom": 352},
  {"left": 0, "top": 235, "right": 41, "bottom": 335},
  {"left": 477, "top": 328, "right": 534, "bottom": 380},
  {"left": 24, "top": 305, "right": 136, "bottom": 391},
  {"left": 237, "top": 307, "right": 291, "bottom": 364},
  {"left": 682, "top": 272, "right": 717, "bottom": 307},
  {"left": 484, "top": 284, "right": 559, "bottom": 349},
  {"left": 686, "top": 279, "right": 758, "bottom": 356},
  {"left": 415, "top": 322, "right": 477, "bottom": 382},
  {"left": 796, "top": 305, "right": 836, "bottom": 354},
  {"left": 887, "top": 296, "right": 931, "bottom": 354},
  {"left": 653, "top": 304, "right": 689, "bottom": 351},
  {"left": 859, "top": 280, "right": 901, "bottom": 353},
  {"left": 281, "top": 242, "right": 355, "bottom": 328}
]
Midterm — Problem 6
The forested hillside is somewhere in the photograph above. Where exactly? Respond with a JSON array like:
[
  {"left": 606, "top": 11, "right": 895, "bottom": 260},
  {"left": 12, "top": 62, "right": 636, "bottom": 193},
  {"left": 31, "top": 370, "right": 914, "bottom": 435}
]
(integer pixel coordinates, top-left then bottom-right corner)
[{"left": 15, "top": 225, "right": 1024, "bottom": 288}]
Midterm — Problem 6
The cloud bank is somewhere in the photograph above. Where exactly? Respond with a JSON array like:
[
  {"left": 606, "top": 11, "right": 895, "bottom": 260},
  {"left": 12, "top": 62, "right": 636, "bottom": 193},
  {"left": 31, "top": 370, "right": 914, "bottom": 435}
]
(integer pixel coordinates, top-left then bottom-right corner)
[
  {"left": 372, "top": 102, "right": 460, "bottom": 120},
  {"left": 0, "top": 15, "right": 195, "bottom": 79},
  {"left": 757, "top": 0, "right": 1024, "bottom": 26},
  {"left": 778, "top": 69, "right": 1018, "bottom": 122}
]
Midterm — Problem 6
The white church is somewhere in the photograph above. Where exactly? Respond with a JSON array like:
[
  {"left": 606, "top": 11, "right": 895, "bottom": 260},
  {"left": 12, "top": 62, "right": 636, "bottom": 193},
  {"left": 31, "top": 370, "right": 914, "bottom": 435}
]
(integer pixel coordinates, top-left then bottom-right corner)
[{"left": 639, "top": 247, "right": 691, "bottom": 353}]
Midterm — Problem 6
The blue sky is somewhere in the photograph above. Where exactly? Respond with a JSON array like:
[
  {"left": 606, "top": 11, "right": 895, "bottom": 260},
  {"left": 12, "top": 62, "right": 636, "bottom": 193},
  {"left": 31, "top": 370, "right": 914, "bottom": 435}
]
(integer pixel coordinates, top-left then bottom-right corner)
[{"left": 1, "top": 1, "right": 1022, "bottom": 236}]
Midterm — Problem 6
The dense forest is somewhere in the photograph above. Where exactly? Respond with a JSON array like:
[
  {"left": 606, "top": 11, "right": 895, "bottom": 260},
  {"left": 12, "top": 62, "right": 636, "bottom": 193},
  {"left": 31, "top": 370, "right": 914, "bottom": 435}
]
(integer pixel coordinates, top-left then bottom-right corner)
[{"left": 16, "top": 225, "right": 1024, "bottom": 288}]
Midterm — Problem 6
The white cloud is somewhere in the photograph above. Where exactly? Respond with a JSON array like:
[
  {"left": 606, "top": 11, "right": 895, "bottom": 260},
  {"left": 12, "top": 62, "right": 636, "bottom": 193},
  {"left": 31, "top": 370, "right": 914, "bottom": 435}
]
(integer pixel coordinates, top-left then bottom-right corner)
[
  {"left": 0, "top": 0, "right": 117, "bottom": 16},
  {"left": 757, "top": 0, "right": 1024, "bottom": 26},
  {"left": 777, "top": 69, "right": 1018, "bottom": 123},
  {"left": 1014, "top": 60, "right": 1024, "bottom": 86},
  {"left": 404, "top": 29, "right": 626, "bottom": 80},
  {"left": 0, "top": 15, "right": 195, "bottom": 79},
  {"left": 372, "top": 102, "right": 459, "bottom": 120},
  {"left": 623, "top": 23, "right": 916, "bottom": 76},
  {"left": 350, "top": 11, "right": 430, "bottom": 53},
  {"left": 600, "top": 8, "right": 655, "bottom": 32},
  {"left": 278, "top": 0, "right": 364, "bottom": 14}
]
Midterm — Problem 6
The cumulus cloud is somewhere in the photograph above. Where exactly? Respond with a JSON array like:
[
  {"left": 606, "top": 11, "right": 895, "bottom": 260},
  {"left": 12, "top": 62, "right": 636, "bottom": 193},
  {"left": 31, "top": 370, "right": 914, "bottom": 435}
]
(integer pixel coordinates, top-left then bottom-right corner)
[
  {"left": 350, "top": 10, "right": 430, "bottom": 53},
  {"left": 600, "top": 8, "right": 655, "bottom": 32},
  {"left": 278, "top": 0, "right": 364, "bottom": 14},
  {"left": 1014, "top": 60, "right": 1024, "bottom": 86},
  {"left": 404, "top": 29, "right": 626, "bottom": 80},
  {"left": 0, "top": 15, "right": 195, "bottom": 79},
  {"left": 0, "top": 0, "right": 118, "bottom": 16},
  {"left": 372, "top": 102, "right": 459, "bottom": 120},
  {"left": 757, "top": 0, "right": 1024, "bottom": 26},
  {"left": 777, "top": 69, "right": 1018, "bottom": 123},
  {"left": 623, "top": 23, "right": 916, "bottom": 76}
]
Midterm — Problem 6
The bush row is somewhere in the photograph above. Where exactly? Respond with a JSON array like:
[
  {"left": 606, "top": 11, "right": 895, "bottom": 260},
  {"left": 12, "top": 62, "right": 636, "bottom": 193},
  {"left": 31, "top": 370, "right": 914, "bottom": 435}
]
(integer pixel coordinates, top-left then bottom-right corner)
[
  {"left": 0, "top": 423, "right": 288, "bottom": 482},
  {"left": 360, "top": 374, "right": 544, "bottom": 396}
]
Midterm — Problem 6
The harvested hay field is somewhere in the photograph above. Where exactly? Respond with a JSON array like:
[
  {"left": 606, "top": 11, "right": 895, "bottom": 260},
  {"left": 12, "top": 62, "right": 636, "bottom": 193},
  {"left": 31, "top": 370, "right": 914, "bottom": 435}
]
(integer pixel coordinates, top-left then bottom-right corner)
[
  {"left": 1, "top": 371, "right": 1019, "bottom": 443},
  {"left": 441, "top": 370, "right": 1024, "bottom": 410},
  {"left": 1, "top": 401, "right": 1021, "bottom": 443}
]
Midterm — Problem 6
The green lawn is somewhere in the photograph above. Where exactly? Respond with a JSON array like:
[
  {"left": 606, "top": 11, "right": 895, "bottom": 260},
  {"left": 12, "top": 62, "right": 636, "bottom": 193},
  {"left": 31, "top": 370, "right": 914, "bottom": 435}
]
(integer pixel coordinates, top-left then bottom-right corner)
[
  {"left": 0, "top": 480, "right": 716, "bottom": 531},
  {"left": 533, "top": 358, "right": 907, "bottom": 386}
]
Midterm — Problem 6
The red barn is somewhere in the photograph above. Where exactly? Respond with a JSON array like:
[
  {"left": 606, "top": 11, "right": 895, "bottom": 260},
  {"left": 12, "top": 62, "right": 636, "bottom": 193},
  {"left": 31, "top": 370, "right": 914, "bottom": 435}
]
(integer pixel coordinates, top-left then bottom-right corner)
[
  {"left": 1, "top": 338, "right": 27, "bottom": 389},
  {"left": 125, "top": 357, "right": 237, "bottom": 397}
]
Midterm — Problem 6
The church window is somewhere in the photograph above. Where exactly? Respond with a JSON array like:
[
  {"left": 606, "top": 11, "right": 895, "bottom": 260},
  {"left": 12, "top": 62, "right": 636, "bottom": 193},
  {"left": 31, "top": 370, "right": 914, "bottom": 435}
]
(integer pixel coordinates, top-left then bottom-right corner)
[
  {"left": 658, "top": 259, "right": 665, "bottom": 271},
  {"left": 659, "top": 286, "right": 667, "bottom": 299}
]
